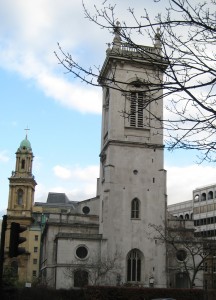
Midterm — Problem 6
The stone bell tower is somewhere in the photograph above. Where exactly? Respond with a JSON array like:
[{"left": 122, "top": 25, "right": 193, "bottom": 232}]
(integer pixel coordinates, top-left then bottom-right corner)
[
  {"left": 98, "top": 25, "right": 167, "bottom": 287},
  {"left": 7, "top": 134, "right": 37, "bottom": 221},
  {"left": 5, "top": 133, "right": 37, "bottom": 284}
]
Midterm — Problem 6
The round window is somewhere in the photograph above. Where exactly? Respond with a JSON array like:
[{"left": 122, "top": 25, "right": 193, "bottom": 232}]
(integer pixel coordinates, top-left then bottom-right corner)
[
  {"left": 76, "top": 246, "right": 88, "bottom": 259},
  {"left": 82, "top": 206, "right": 90, "bottom": 215},
  {"left": 176, "top": 249, "right": 187, "bottom": 261}
]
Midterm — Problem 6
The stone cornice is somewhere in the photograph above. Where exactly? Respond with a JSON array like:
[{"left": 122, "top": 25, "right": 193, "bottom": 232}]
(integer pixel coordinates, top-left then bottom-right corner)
[
  {"left": 9, "top": 177, "right": 37, "bottom": 186},
  {"left": 100, "top": 139, "right": 164, "bottom": 157},
  {"left": 55, "top": 233, "right": 102, "bottom": 241}
]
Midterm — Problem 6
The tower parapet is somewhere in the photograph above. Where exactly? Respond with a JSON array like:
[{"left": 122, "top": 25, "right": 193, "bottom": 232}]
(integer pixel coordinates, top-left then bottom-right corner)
[{"left": 100, "top": 24, "right": 165, "bottom": 83}]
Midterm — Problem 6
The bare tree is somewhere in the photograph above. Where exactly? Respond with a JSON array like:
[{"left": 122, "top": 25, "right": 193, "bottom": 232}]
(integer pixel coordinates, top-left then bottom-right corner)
[
  {"left": 64, "top": 253, "right": 121, "bottom": 287},
  {"left": 55, "top": 0, "right": 216, "bottom": 162},
  {"left": 149, "top": 219, "right": 216, "bottom": 288}
]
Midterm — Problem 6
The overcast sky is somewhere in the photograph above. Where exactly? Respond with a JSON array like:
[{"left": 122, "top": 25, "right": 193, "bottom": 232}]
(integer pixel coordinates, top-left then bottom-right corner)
[{"left": 0, "top": 0, "right": 216, "bottom": 213}]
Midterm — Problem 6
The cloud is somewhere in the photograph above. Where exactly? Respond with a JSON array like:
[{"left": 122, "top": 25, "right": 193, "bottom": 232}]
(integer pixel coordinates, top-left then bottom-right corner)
[
  {"left": 38, "top": 72, "right": 101, "bottom": 114},
  {"left": 0, "top": 151, "right": 9, "bottom": 163},
  {"left": 0, "top": 0, "right": 106, "bottom": 115},
  {"left": 166, "top": 164, "right": 216, "bottom": 205},
  {"left": 53, "top": 164, "right": 99, "bottom": 180},
  {"left": 45, "top": 164, "right": 100, "bottom": 201},
  {"left": 0, "top": 0, "right": 166, "bottom": 116},
  {"left": 70, "top": 165, "right": 99, "bottom": 182},
  {"left": 36, "top": 164, "right": 99, "bottom": 203},
  {"left": 53, "top": 165, "right": 72, "bottom": 179}
]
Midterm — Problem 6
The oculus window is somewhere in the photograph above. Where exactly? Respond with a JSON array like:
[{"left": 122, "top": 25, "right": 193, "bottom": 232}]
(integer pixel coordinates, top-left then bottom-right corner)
[{"left": 76, "top": 246, "right": 88, "bottom": 259}]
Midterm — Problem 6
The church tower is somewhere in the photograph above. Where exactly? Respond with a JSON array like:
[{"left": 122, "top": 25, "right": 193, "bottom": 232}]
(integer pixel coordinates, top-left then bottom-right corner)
[
  {"left": 5, "top": 134, "right": 37, "bottom": 284},
  {"left": 98, "top": 26, "right": 167, "bottom": 287},
  {"left": 7, "top": 134, "right": 37, "bottom": 220}
]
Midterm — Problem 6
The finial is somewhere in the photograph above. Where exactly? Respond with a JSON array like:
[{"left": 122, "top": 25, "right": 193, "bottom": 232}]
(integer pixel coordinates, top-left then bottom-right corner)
[
  {"left": 25, "top": 126, "right": 30, "bottom": 139},
  {"left": 116, "top": 21, "right": 120, "bottom": 28},
  {"left": 106, "top": 42, "right": 111, "bottom": 54},
  {"left": 114, "top": 21, "right": 121, "bottom": 36},
  {"left": 113, "top": 21, "right": 122, "bottom": 50},
  {"left": 154, "top": 27, "right": 161, "bottom": 48}
]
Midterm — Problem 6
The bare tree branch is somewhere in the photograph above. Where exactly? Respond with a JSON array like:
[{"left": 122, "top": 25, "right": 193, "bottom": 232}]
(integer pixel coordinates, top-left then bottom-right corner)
[{"left": 56, "top": 0, "right": 216, "bottom": 162}]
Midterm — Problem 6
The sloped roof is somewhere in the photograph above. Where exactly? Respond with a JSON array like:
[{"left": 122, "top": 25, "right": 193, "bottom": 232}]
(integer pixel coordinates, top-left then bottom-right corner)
[{"left": 47, "top": 192, "right": 70, "bottom": 204}]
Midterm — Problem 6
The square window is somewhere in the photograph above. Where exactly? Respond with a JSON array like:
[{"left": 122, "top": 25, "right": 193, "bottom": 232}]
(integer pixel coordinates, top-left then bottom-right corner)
[
  {"left": 32, "top": 270, "right": 37, "bottom": 277},
  {"left": 34, "top": 247, "right": 38, "bottom": 253},
  {"left": 35, "top": 235, "right": 38, "bottom": 241},
  {"left": 33, "top": 259, "right": 37, "bottom": 264}
]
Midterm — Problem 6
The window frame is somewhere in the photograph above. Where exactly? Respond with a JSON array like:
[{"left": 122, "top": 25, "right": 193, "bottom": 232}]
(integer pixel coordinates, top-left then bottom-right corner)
[
  {"left": 131, "top": 198, "right": 140, "bottom": 219},
  {"left": 21, "top": 159, "right": 25, "bottom": 169},
  {"left": 124, "top": 83, "right": 150, "bottom": 130},
  {"left": 127, "top": 249, "right": 142, "bottom": 282},
  {"left": 74, "top": 269, "right": 89, "bottom": 287},
  {"left": 17, "top": 189, "right": 23, "bottom": 205},
  {"left": 129, "top": 91, "right": 148, "bottom": 128}
]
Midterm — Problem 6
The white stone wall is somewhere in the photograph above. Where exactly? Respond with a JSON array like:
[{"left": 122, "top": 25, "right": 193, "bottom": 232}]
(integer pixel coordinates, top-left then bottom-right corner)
[
  {"left": 76, "top": 197, "right": 100, "bottom": 215},
  {"left": 41, "top": 213, "right": 100, "bottom": 288},
  {"left": 56, "top": 238, "right": 101, "bottom": 289}
]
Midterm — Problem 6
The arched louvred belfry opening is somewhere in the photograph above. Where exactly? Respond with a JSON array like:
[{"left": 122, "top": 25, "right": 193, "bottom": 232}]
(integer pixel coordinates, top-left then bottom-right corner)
[
  {"left": 131, "top": 198, "right": 140, "bottom": 219},
  {"left": 21, "top": 159, "right": 25, "bottom": 169},
  {"left": 74, "top": 269, "right": 88, "bottom": 287},
  {"left": 17, "top": 189, "right": 23, "bottom": 205},
  {"left": 127, "top": 249, "right": 143, "bottom": 282},
  {"left": 129, "top": 92, "right": 148, "bottom": 128},
  {"left": 125, "top": 81, "right": 151, "bottom": 130}
]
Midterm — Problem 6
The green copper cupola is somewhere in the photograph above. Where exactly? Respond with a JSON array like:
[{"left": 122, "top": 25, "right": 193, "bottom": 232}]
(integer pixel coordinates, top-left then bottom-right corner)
[{"left": 19, "top": 135, "right": 32, "bottom": 151}]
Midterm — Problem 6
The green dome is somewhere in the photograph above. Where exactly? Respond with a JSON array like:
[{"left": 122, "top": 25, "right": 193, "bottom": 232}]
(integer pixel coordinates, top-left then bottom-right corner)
[{"left": 20, "top": 136, "right": 32, "bottom": 150}]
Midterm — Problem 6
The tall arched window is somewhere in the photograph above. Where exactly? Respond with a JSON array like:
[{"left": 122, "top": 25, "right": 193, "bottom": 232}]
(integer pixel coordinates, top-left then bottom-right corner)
[
  {"left": 74, "top": 270, "right": 88, "bottom": 287},
  {"left": 127, "top": 249, "right": 142, "bottom": 282},
  {"left": 17, "top": 189, "right": 23, "bottom": 205},
  {"left": 131, "top": 198, "right": 140, "bottom": 219},
  {"left": 176, "top": 272, "right": 189, "bottom": 288}
]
